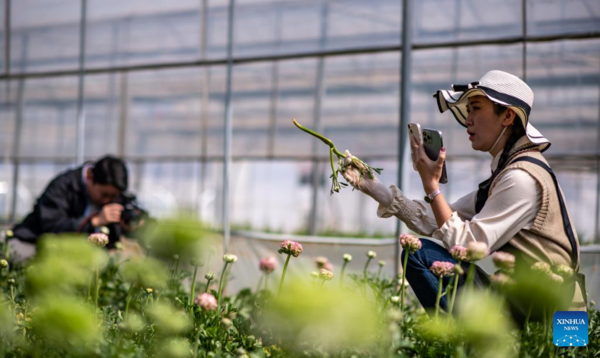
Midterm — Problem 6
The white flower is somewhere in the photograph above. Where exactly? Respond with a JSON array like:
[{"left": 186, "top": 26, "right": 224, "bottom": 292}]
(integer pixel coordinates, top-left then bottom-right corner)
[
  {"left": 367, "top": 251, "right": 377, "bottom": 258},
  {"left": 223, "top": 254, "right": 238, "bottom": 263}
]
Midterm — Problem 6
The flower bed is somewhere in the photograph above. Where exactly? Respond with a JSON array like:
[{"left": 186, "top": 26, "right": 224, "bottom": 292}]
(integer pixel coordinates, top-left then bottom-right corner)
[{"left": 0, "top": 225, "right": 598, "bottom": 358}]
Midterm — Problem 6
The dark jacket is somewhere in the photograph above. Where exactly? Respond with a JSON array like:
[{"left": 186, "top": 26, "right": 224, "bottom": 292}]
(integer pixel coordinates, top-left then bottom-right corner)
[{"left": 12, "top": 165, "right": 117, "bottom": 244}]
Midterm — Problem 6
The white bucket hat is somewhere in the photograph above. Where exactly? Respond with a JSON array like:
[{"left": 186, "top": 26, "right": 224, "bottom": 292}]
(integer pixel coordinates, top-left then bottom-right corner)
[{"left": 434, "top": 70, "right": 550, "bottom": 152}]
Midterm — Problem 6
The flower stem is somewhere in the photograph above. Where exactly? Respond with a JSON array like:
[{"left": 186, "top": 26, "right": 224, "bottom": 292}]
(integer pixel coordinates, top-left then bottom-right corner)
[
  {"left": 435, "top": 276, "right": 443, "bottom": 319},
  {"left": 204, "top": 278, "right": 212, "bottom": 293},
  {"left": 399, "top": 252, "right": 409, "bottom": 313},
  {"left": 339, "top": 261, "right": 348, "bottom": 288},
  {"left": 448, "top": 261, "right": 461, "bottom": 314},
  {"left": 124, "top": 284, "right": 135, "bottom": 321},
  {"left": 376, "top": 266, "right": 383, "bottom": 281},
  {"left": 217, "top": 262, "right": 230, "bottom": 313},
  {"left": 255, "top": 274, "right": 264, "bottom": 293},
  {"left": 94, "top": 266, "right": 100, "bottom": 310},
  {"left": 465, "top": 263, "right": 476, "bottom": 290},
  {"left": 278, "top": 254, "right": 292, "bottom": 296},
  {"left": 189, "top": 265, "right": 199, "bottom": 306},
  {"left": 292, "top": 119, "right": 344, "bottom": 157},
  {"left": 363, "top": 258, "right": 372, "bottom": 281}
]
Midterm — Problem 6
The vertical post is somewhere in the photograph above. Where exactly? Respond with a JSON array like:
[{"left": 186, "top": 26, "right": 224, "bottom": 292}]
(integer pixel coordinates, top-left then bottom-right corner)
[
  {"left": 595, "top": 67, "right": 600, "bottom": 243},
  {"left": 308, "top": 2, "right": 329, "bottom": 236},
  {"left": 76, "top": 0, "right": 87, "bottom": 164},
  {"left": 117, "top": 72, "right": 128, "bottom": 157},
  {"left": 521, "top": 0, "right": 527, "bottom": 81},
  {"left": 222, "top": 0, "right": 235, "bottom": 253},
  {"left": 197, "top": 0, "right": 210, "bottom": 219},
  {"left": 4, "top": 0, "right": 9, "bottom": 75},
  {"left": 8, "top": 32, "right": 27, "bottom": 224},
  {"left": 395, "top": 0, "right": 414, "bottom": 278}
]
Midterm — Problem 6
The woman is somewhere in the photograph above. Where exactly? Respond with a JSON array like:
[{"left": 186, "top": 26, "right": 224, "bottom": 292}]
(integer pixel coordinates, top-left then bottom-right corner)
[{"left": 342, "top": 70, "right": 586, "bottom": 321}]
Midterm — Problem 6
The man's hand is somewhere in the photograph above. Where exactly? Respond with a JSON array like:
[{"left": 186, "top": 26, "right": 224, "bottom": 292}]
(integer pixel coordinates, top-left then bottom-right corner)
[
  {"left": 341, "top": 150, "right": 393, "bottom": 207},
  {"left": 91, "top": 203, "right": 124, "bottom": 227}
]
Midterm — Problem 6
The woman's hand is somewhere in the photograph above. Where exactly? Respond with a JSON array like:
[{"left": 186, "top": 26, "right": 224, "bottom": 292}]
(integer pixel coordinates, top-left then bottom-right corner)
[
  {"left": 341, "top": 150, "right": 393, "bottom": 207},
  {"left": 410, "top": 135, "right": 446, "bottom": 193}
]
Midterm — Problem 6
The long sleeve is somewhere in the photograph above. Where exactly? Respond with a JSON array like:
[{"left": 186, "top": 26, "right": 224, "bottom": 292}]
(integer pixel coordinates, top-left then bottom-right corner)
[
  {"left": 376, "top": 184, "right": 479, "bottom": 237},
  {"left": 431, "top": 169, "right": 541, "bottom": 252},
  {"left": 37, "top": 177, "right": 91, "bottom": 234}
]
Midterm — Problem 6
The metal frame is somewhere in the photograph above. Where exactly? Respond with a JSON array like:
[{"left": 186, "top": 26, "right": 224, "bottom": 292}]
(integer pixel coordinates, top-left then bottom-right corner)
[{"left": 2, "top": 0, "right": 600, "bottom": 245}]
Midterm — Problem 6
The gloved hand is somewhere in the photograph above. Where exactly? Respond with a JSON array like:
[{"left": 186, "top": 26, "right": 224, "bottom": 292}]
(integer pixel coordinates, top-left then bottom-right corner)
[{"left": 341, "top": 150, "right": 394, "bottom": 207}]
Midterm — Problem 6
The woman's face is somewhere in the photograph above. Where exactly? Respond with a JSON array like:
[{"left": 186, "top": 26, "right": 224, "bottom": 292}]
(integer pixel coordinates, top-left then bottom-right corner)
[{"left": 465, "top": 95, "right": 506, "bottom": 153}]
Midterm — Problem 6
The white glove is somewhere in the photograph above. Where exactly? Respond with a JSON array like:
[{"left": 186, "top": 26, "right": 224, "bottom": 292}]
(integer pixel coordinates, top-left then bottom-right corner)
[{"left": 341, "top": 150, "right": 394, "bottom": 207}]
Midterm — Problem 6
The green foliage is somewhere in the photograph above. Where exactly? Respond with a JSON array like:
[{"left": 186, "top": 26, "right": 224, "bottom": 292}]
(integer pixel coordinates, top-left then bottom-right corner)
[{"left": 0, "top": 231, "right": 598, "bottom": 358}]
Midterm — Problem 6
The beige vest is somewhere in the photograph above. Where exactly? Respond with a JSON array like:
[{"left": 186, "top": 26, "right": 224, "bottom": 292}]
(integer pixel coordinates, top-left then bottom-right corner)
[{"left": 489, "top": 150, "right": 586, "bottom": 311}]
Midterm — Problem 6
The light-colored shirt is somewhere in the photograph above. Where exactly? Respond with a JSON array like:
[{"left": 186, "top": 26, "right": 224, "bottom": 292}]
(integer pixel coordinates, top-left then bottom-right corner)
[{"left": 377, "top": 137, "right": 542, "bottom": 253}]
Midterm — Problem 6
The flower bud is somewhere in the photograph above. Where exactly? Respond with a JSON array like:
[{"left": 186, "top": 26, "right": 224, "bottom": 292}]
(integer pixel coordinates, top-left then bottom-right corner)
[
  {"left": 0, "top": 259, "right": 8, "bottom": 269},
  {"left": 190, "top": 258, "right": 204, "bottom": 267},
  {"left": 554, "top": 264, "right": 574, "bottom": 279},
  {"left": 492, "top": 251, "right": 515, "bottom": 271},
  {"left": 205, "top": 272, "right": 214, "bottom": 280},
  {"left": 319, "top": 269, "right": 334, "bottom": 281},
  {"left": 278, "top": 240, "right": 303, "bottom": 257},
  {"left": 221, "top": 318, "right": 233, "bottom": 327},
  {"left": 100, "top": 226, "right": 110, "bottom": 235},
  {"left": 343, "top": 253, "right": 352, "bottom": 262},
  {"left": 378, "top": 260, "right": 386, "bottom": 267},
  {"left": 223, "top": 254, "right": 238, "bottom": 263},
  {"left": 259, "top": 257, "right": 277, "bottom": 273},
  {"left": 146, "top": 288, "right": 153, "bottom": 294},
  {"left": 367, "top": 250, "right": 377, "bottom": 258},
  {"left": 399, "top": 234, "right": 422, "bottom": 254},
  {"left": 310, "top": 271, "right": 319, "bottom": 278},
  {"left": 114, "top": 242, "right": 124, "bottom": 251},
  {"left": 429, "top": 261, "right": 454, "bottom": 277},
  {"left": 87, "top": 233, "right": 109, "bottom": 247},
  {"left": 390, "top": 296, "right": 400, "bottom": 303},
  {"left": 194, "top": 293, "right": 218, "bottom": 311},
  {"left": 466, "top": 242, "right": 488, "bottom": 261},
  {"left": 449, "top": 245, "right": 468, "bottom": 261},
  {"left": 5, "top": 230, "right": 13, "bottom": 239},
  {"left": 8, "top": 278, "right": 15, "bottom": 285}
]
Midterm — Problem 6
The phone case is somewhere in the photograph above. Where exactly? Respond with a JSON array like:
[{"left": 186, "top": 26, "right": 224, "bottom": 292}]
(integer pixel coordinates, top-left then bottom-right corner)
[
  {"left": 407, "top": 123, "right": 422, "bottom": 171},
  {"left": 421, "top": 128, "right": 448, "bottom": 184}
]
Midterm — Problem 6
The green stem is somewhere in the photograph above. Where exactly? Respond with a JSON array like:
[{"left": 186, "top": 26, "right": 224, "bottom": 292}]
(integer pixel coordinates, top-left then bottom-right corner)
[
  {"left": 94, "top": 266, "right": 100, "bottom": 310},
  {"left": 205, "top": 278, "right": 212, "bottom": 293},
  {"left": 189, "top": 265, "right": 199, "bottom": 306},
  {"left": 376, "top": 266, "right": 383, "bottom": 281},
  {"left": 363, "top": 258, "right": 372, "bottom": 281},
  {"left": 339, "top": 261, "right": 348, "bottom": 288},
  {"left": 278, "top": 254, "right": 292, "bottom": 296},
  {"left": 399, "top": 252, "right": 409, "bottom": 313},
  {"left": 217, "top": 262, "right": 230, "bottom": 313},
  {"left": 292, "top": 119, "right": 344, "bottom": 157},
  {"left": 435, "top": 276, "right": 443, "bottom": 319},
  {"left": 465, "top": 263, "right": 476, "bottom": 290},
  {"left": 448, "top": 261, "right": 461, "bottom": 314},
  {"left": 125, "top": 284, "right": 135, "bottom": 321},
  {"left": 255, "top": 274, "right": 264, "bottom": 293}
]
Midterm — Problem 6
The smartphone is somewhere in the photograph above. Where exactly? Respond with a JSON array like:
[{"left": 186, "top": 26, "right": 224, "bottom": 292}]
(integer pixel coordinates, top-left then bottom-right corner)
[
  {"left": 421, "top": 128, "right": 448, "bottom": 184},
  {"left": 407, "top": 123, "right": 422, "bottom": 171}
]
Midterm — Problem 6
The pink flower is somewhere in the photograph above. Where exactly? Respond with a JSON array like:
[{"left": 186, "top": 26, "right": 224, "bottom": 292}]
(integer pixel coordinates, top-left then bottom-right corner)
[
  {"left": 194, "top": 293, "right": 217, "bottom": 311},
  {"left": 323, "top": 261, "right": 333, "bottom": 271},
  {"left": 259, "top": 257, "right": 277, "bottom": 274},
  {"left": 429, "top": 261, "right": 455, "bottom": 278},
  {"left": 492, "top": 251, "right": 516, "bottom": 271},
  {"left": 399, "top": 234, "right": 422, "bottom": 254},
  {"left": 278, "top": 240, "right": 303, "bottom": 257},
  {"left": 449, "top": 245, "right": 468, "bottom": 261},
  {"left": 87, "top": 233, "right": 109, "bottom": 247},
  {"left": 466, "top": 242, "right": 488, "bottom": 261}
]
